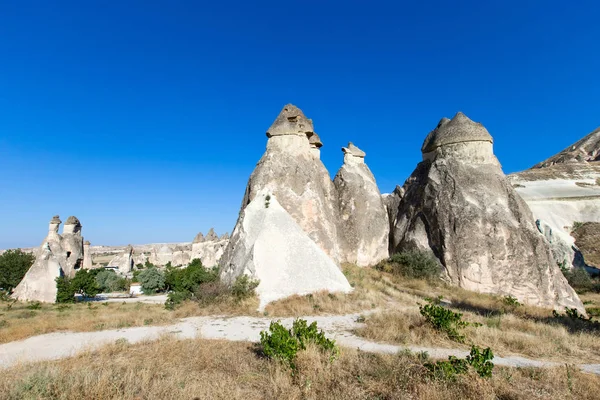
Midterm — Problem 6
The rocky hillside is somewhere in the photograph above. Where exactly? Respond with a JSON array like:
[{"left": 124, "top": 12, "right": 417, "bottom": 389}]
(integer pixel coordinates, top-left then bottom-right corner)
[{"left": 509, "top": 125, "right": 600, "bottom": 271}]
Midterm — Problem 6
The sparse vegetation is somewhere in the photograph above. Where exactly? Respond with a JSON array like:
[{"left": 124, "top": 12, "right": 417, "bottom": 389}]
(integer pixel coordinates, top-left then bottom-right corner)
[
  {"left": 375, "top": 249, "right": 440, "bottom": 280},
  {"left": 425, "top": 345, "right": 494, "bottom": 380},
  {"left": 56, "top": 269, "right": 102, "bottom": 303},
  {"left": 259, "top": 319, "right": 338, "bottom": 370},
  {"left": 0, "top": 249, "right": 35, "bottom": 292},
  {"left": 419, "top": 300, "right": 479, "bottom": 343},
  {"left": 95, "top": 269, "right": 129, "bottom": 293},
  {"left": 1, "top": 337, "right": 599, "bottom": 399}
]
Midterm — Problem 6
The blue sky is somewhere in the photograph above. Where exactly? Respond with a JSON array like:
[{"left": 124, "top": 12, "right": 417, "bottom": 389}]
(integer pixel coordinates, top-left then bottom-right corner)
[{"left": 1, "top": 1, "right": 599, "bottom": 249}]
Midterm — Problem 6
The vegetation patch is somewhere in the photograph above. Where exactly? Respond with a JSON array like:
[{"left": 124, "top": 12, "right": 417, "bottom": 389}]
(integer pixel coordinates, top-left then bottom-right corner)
[
  {"left": 419, "top": 300, "right": 480, "bottom": 343},
  {"left": 375, "top": 250, "right": 441, "bottom": 280},
  {"left": 425, "top": 345, "right": 494, "bottom": 379},
  {"left": 0, "top": 249, "right": 35, "bottom": 293}
]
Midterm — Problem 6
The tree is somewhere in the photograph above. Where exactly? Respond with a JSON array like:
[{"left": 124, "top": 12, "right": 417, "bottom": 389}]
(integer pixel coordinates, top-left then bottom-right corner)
[
  {"left": 95, "top": 269, "right": 129, "bottom": 293},
  {"left": 138, "top": 267, "right": 165, "bottom": 294},
  {"left": 0, "top": 249, "right": 35, "bottom": 292}
]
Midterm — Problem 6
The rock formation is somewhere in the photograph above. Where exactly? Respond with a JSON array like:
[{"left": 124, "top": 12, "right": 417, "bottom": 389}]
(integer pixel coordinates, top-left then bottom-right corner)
[
  {"left": 234, "top": 104, "right": 342, "bottom": 262},
  {"left": 392, "top": 112, "right": 584, "bottom": 312},
  {"left": 107, "top": 245, "right": 134, "bottom": 274},
  {"left": 534, "top": 126, "right": 600, "bottom": 168},
  {"left": 83, "top": 241, "right": 93, "bottom": 269},
  {"left": 13, "top": 215, "right": 90, "bottom": 302},
  {"left": 205, "top": 228, "right": 218, "bottom": 242},
  {"left": 334, "top": 142, "right": 389, "bottom": 266},
  {"left": 190, "top": 231, "right": 228, "bottom": 267},
  {"left": 172, "top": 244, "right": 192, "bottom": 266},
  {"left": 220, "top": 190, "right": 352, "bottom": 310},
  {"left": 509, "top": 126, "right": 600, "bottom": 270},
  {"left": 59, "top": 216, "right": 84, "bottom": 277}
]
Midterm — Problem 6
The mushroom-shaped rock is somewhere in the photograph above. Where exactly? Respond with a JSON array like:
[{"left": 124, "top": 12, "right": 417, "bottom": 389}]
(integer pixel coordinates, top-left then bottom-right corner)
[
  {"left": 63, "top": 216, "right": 82, "bottom": 235},
  {"left": 421, "top": 112, "right": 493, "bottom": 153},
  {"left": 222, "top": 103, "right": 342, "bottom": 263},
  {"left": 392, "top": 113, "right": 584, "bottom": 313},
  {"left": 12, "top": 242, "right": 63, "bottom": 303},
  {"left": 83, "top": 241, "right": 93, "bottom": 269},
  {"left": 334, "top": 142, "right": 389, "bottom": 266},
  {"left": 267, "top": 104, "right": 315, "bottom": 137},
  {"left": 220, "top": 191, "right": 352, "bottom": 311},
  {"left": 50, "top": 215, "right": 62, "bottom": 225}
]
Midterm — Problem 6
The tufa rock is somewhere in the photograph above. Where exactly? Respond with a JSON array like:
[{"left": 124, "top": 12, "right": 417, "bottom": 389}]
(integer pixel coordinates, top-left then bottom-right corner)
[
  {"left": 266, "top": 104, "right": 315, "bottom": 138},
  {"left": 205, "top": 228, "right": 218, "bottom": 242},
  {"left": 228, "top": 103, "right": 342, "bottom": 262},
  {"left": 534, "top": 126, "right": 600, "bottom": 168},
  {"left": 334, "top": 142, "right": 389, "bottom": 266},
  {"left": 193, "top": 232, "right": 205, "bottom": 243},
  {"left": 107, "top": 245, "right": 134, "bottom": 275},
  {"left": 392, "top": 112, "right": 584, "bottom": 312},
  {"left": 83, "top": 241, "right": 93, "bottom": 269},
  {"left": 220, "top": 191, "right": 352, "bottom": 311}
]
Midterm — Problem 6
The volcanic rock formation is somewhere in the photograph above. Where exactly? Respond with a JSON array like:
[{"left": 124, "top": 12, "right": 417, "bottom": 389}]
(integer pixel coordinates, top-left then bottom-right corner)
[
  {"left": 534, "top": 126, "right": 600, "bottom": 167},
  {"left": 392, "top": 112, "right": 584, "bottom": 311},
  {"left": 107, "top": 245, "right": 134, "bottom": 274},
  {"left": 235, "top": 104, "right": 342, "bottom": 262},
  {"left": 13, "top": 215, "right": 88, "bottom": 303},
  {"left": 334, "top": 142, "right": 389, "bottom": 266},
  {"left": 220, "top": 190, "right": 352, "bottom": 310}
]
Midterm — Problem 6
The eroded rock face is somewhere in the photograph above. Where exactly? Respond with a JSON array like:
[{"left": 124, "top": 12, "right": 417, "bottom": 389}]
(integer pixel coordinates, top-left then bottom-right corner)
[
  {"left": 108, "top": 245, "right": 134, "bottom": 274},
  {"left": 12, "top": 243, "right": 62, "bottom": 303},
  {"left": 220, "top": 190, "right": 352, "bottom": 310},
  {"left": 237, "top": 104, "right": 342, "bottom": 262},
  {"left": 83, "top": 241, "right": 93, "bottom": 269},
  {"left": 534, "top": 126, "right": 600, "bottom": 167},
  {"left": 334, "top": 142, "right": 389, "bottom": 266},
  {"left": 13, "top": 215, "right": 89, "bottom": 302},
  {"left": 392, "top": 112, "right": 584, "bottom": 312}
]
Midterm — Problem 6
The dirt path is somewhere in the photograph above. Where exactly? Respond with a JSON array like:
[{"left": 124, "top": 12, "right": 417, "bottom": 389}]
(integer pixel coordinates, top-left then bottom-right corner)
[{"left": 1, "top": 313, "right": 599, "bottom": 375}]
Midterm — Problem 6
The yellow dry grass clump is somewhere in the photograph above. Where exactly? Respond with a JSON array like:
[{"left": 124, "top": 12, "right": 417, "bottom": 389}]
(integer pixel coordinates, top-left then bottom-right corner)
[{"left": 1, "top": 336, "right": 598, "bottom": 400}]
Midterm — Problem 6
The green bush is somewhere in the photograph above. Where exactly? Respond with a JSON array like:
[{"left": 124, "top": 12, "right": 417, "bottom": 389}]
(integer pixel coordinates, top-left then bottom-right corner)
[
  {"left": 260, "top": 319, "right": 339, "bottom": 370},
  {"left": 55, "top": 276, "right": 75, "bottom": 303},
  {"left": 138, "top": 267, "right": 165, "bottom": 294},
  {"left": 375, "top": 250, "right": 440, "bottom": 280},
  {"left": 26, "top": 301, "right": 42, "bottom": 310},
  {"left": 165, "top": 291, "right": 191, "bottom": 310},
  {"left": 95, "top": 270, "right": 129, "bottom": 293},
  {"left": 0, "top": 249, "right": 35, "bottom": 292},
  {"left": 231, "top": 275, "right": 259, "bottom": 302},
  {"left": 419, "top": 300, "right": 479, "bottom": 343},
  {"left": 165, "top": 258, "right": 218, "bottom": 293},
  {"left": 194, "top": 281, "right": 229, "bottom": 305},
  {"left": 425, "top": 345, "right": 494, "bottom": 379},
  {"left": 71, "top": 269, "right": 101, "bottom": 298},
  {"left": 502, "top": 295, "right": 522, "bottom": 308}
]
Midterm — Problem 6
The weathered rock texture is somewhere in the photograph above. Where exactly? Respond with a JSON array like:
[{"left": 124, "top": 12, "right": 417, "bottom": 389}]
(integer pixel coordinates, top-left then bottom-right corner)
[
  {"left": 190, "top": 234, "right": 228, "bottom": 268},
  {"left": 509, "top": 126, "right": 600, "bottom": 270},
  {"left": 220, "top": 190, "right": 352, "bottom": 310},
  {"left": 83, "top": 241, "right": 93, "bottom": 269},
  {"left": 237, "top": 104, "right": 342, "bottom": 262},
  {"left": 107, "top": 245, "right": 134, "bottom": 274},
  {"left": 334, "top": 142, "right": 389, "bottom": 266},
  {"left": 13, "top": 215, "right": 89, "bottom": 303},
  {"left": 534, "top": 126, "right": 600, "bottom": 168},
  {"left": 392, "top": 113, "right": 584, "bottom": 312}
]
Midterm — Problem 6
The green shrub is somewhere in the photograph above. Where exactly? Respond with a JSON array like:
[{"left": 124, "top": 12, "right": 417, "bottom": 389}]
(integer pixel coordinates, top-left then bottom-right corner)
[
  {"left": 70, "top": 269, "right": 101, "bottom": 298},
  {"left": 260, "top": 319, "right": 338, "bottom": 370},
  {"left": 419, "top": 300, "right": 479, "bottom": 343},
  {"left": 55, "top": 276, "right": 75, "bottom": 303},
  {"left": 502, "top": 295, "right": 522, "bottom": 308},
  {"left": 375, "top": 250, "right": 440, "bottom": 280},
  {"left": 165, "top": 291, "right": 191, "bottom": 310},
  {"left": 164, "top": 259, "right": 218, "bottom": 293},
  {"left": 0, "top": 249, "right": 35, "bottom": 292},
  {"left": 95, "top": 270, "right": 129, "bottom": 293},
  {"left": 26, "top": 301, "right": 42, "bottom": 310},
  {"left": 138, "top": 267, "right": 165, "bottom": 294},
  {"left": 231, "top": 275, "right": 259, "bottom": 302},
  {"left": 425, "top": 345, "right": 494, "bottom": 379}
]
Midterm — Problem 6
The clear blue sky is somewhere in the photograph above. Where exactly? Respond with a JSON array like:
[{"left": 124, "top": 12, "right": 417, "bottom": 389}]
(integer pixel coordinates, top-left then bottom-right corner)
[{"left": 1, "top": 1, "right": 599, "bottom": 249}]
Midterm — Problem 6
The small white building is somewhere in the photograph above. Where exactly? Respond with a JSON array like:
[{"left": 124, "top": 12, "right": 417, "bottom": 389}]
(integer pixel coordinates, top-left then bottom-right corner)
[{"left": 129, "top": 283, "right": 142, "bottom": 296}]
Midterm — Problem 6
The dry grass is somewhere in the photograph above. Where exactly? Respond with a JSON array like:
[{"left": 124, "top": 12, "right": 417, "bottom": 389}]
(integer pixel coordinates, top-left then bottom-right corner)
[
  {"left": 1, "top": 336, "right": 598, "bottom": 400},
  {"left": 0, "top": 297, "right": 260, "bottom": 344}
]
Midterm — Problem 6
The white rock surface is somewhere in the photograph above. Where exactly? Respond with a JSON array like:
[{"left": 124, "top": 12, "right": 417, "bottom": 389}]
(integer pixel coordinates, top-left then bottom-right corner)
[
  {"left": 220, "top": 190, "right": 352, "bottom": 310},
  {"left": 334, "top": 142, "right": 389, "bottom": 266},
  {"left": 12, "top": 243, "right": 62, "bottom": 303}
]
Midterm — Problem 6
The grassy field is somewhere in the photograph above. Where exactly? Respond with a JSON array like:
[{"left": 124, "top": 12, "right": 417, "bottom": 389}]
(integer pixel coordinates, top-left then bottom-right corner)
[
  {"left": 2, "top": 264, "right": 600, "bottom": 368},
  {"left": 1, "top": 336, "right": 598, "bottom": 400}
]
